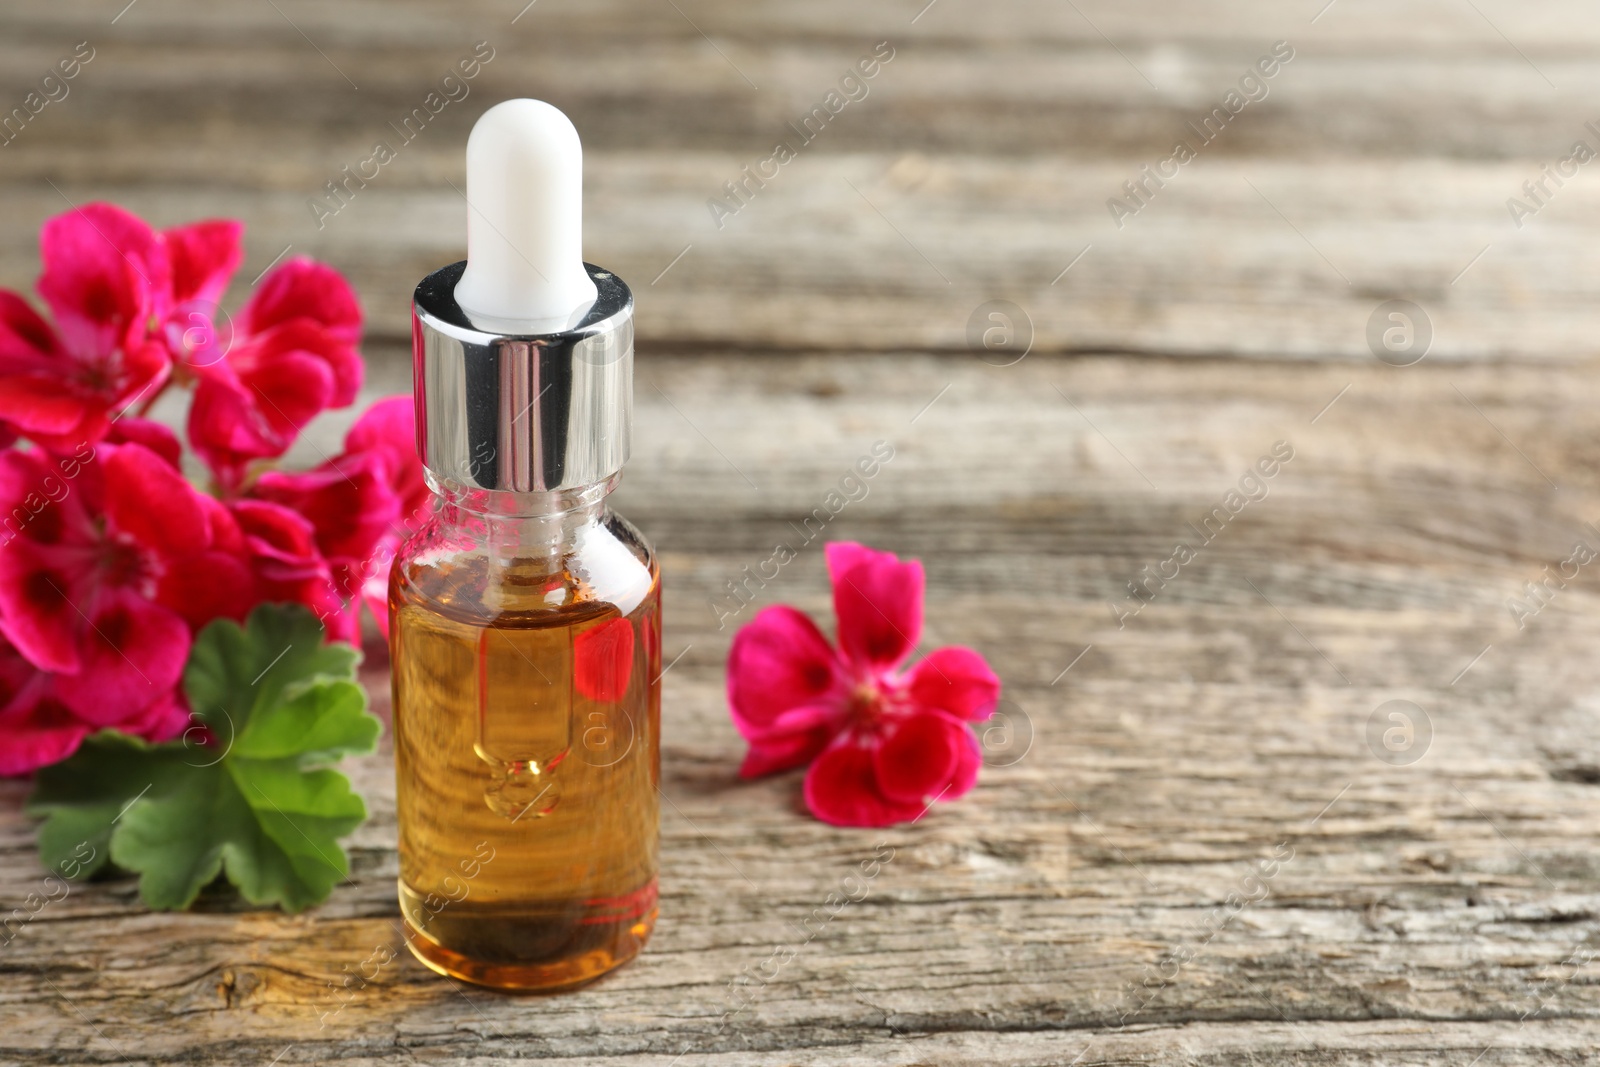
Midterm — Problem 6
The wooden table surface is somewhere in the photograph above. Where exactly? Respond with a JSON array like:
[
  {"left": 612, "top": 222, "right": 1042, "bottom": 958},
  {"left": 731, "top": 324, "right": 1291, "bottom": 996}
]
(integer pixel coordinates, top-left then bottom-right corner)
[{"left": 6, "top": 1, "right": 1600, "bottom": 1064}]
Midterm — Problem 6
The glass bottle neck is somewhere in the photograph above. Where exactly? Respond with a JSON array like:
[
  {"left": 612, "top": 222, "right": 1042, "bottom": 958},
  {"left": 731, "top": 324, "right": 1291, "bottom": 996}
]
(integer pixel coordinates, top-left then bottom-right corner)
[{"left": 424, "top": 471, "right": 618, "bottom": 551}]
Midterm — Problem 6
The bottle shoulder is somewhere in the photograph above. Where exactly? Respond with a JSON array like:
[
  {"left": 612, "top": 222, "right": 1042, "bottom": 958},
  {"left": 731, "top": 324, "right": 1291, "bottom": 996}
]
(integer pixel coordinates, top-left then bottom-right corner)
[
  {"left": 599, "top": 507, "right": 655, "bottom": 570},
  {"left": 392, "top": 505, "right": 656, "bottom": 627}
]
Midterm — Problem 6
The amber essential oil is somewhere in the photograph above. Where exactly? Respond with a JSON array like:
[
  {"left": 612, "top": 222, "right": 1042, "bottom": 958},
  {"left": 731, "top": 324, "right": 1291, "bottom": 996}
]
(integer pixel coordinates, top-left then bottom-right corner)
[{"left": 391, "top": 492, "right": 660, "bottom": 991}]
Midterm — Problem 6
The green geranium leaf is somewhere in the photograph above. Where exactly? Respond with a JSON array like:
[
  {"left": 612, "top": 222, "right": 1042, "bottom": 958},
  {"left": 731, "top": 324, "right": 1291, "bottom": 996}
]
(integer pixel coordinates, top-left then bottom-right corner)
[
  {"left": 234, "top": 679, "right": 375, "bottom": 766},
  {"left": 27, "top": 731, "right": 192, "bottom": 881},
  {"left": 185, "top": 602, "right": 360, "bottom": 735},
  {"left": 28, "top": 604, "right": 380, "bottom": 913}
]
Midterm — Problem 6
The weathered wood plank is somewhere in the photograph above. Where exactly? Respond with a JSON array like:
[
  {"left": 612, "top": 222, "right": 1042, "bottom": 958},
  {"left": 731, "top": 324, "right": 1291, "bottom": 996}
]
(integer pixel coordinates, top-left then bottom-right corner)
[
  {"left": 9, "top": 161, "right": 1600, "bottom": 358},
  {"left": 3, "top": 2, "right": 1600, "bottom": 356},
  {"left": 3, "top": 351, "right": 1600, "bottom": 1065}
]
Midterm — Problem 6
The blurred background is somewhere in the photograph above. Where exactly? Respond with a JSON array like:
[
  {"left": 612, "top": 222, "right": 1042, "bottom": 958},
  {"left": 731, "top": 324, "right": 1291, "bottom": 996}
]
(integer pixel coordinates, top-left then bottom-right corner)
[{"left": 6, "top": 0, "right": 1599, "bottom": 363}]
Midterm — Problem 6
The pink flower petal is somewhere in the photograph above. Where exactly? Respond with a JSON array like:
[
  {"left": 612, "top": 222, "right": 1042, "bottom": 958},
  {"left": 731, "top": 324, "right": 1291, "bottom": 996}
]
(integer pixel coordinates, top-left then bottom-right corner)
[
  {"left": 0, "top": 375, "right": 95, "bottom": 436},
  {"left": 252, "top": 451, "right": 401, "bottom": 593},
  {"left": 871, "top": 712, "right": 976, "bottom": 805},
  {"left": 108, "top": 336, "right": 171, "bottom": 411},
  {"left": 0, "top": 680, "right": 88, "bottom": 777},
  {"left": 51, "top": 592, "right": 190, "bottom": 724},
  {"left": 0, "top": 542, "right": 86, "bottom": 674},
  {"left": 154, "top": 549, "right": 255, "bottom": 630},
  {"left": 116, "top": 687, "right": 192, "bottom": 744},
  {"left": 238, "top": 338, "right": 341, "bottom": 432},
  {"left": 826, "top": 541, "right": 924, "bottom": 672},
  {"left": 345, "top": 394, "right": 427, "bottom": 522},
  {"left": 189, "top": 309, "right": 364, "bottom": 482},
  {"left": 0, "top": 353, "right": 165, "bottom": 457},
  {"left": 103, "top": 443, "right": 209, "bottom": 558},
  {"left": 803, "top": 738, "right": 926, "bottom": 827},
  {"left": 739, "top": 727, "right": 832, "bottom": 779},
  {"left": 187, "top": 355, "right": 333, "bottom": 476},
  {"left": 0, "top": 296, "right": 102, "bottom": 447},
  {"left": 0, "top": 447, "right": 96, "bottom": 549},
  {"left": 162, "top": 304, "right": 232, "bottom": 375},
  {"left": 197, "top": 492, "right": 245, "bottom": 554},
  {"left": 344, "top": 393, "right": 413, "bottom": 451},
  {"left": 944, "top": 721, "right": 984, "bottom": 801},
  {"left": 240, "top": 257, "right": 362, "bottom": 348},
  {"left": 37, "top": 202, "right": 168, "bottom": 360},
  {"left": 229, "top": 499, "right": 344, "bottom": 626},
  {"left": 3, "top": 207, "right": 171, "bottom": 451},
  {"left": 186, "top": 373, "right": 267, "bottom": 474},
  {"left": 20, "top": 412, "right": 110, "bottom": 457},
  {"left": 105, "top": 416, "right": 182, "bottom": 468},
  {"left": 903, "top": 646, "right": 1001, "bottom": 722},
  {"left": 231, "top": 499, "right": 325, "bottom": 578},
  {"left": 0, "top": 289, "right": 63, "bottom": 362},
  {"left": 726, "top": 605, "right": 846, "bottom": 743},
  {"left": 163, "top": 219, "right": 242, "bottom": 306},
  {"left": 235, "top": 319, "right": 360, "bottom": 409}
]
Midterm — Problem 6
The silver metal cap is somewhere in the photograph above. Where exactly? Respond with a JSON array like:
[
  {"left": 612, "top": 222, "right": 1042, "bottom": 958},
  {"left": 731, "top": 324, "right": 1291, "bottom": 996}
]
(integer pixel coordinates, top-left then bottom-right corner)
[{"left": 412, "top": 261, "right": 633, "bottom": 493}]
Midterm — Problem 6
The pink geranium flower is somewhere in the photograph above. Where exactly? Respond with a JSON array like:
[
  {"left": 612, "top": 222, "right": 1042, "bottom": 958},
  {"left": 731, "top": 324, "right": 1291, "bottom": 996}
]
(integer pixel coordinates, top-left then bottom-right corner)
[
  {"left": 0, "top": 443, "right": 244, "bottom": 765},
  {"left": 226, "top": 499, "right": 349, "bottom": 641},
  {"left": 341, "top": 395, "right": 428, "bottom": 521},
  {"left": 726, "top": 542, "right": 1001, "bottom": 827},
  {"left": 250, "top": 395, "right": 427, "bottom": 638},
  {"left": 0, "top": 200, "right": 419, "bottom": 775},
  {"left": 186, "top": 257, "right": 364, "bottom": 488},
  {"left": 0, "top": 204, "right": 172, "bottom": 452},
  {"left": 159, "top": 218, "right": 243, "bottom": 373},
  {"left": 0, "top": 441, "right": 252, "bottom": 671},
  {"left": 0, "top": 637, "right": 188, "bottom": 777},
  {"left": 340, "top": 395, "right": 429, "bottom": 635}
]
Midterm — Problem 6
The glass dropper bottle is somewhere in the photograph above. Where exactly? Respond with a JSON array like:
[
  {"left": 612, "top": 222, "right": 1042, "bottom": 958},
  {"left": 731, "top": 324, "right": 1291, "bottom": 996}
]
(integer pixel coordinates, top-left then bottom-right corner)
[{"left": 389, "top": 99, "right": 660, "bottom": 992}]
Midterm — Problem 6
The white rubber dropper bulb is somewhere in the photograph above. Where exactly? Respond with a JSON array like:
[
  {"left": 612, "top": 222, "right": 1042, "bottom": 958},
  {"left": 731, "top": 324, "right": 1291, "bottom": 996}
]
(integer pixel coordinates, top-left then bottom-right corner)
[{"left": 455, "top": 99, "right": 598, "bottom": 333}]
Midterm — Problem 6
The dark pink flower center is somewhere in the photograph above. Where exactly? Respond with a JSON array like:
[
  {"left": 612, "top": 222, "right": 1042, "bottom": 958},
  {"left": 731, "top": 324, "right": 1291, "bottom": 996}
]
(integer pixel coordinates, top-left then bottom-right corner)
[
  {"left": 31, "top": 695, "right": 77, "bottom": 729},
  {"left": 29, "top": 502, "right": 65, "bottom": 545},
  {"left": 93, "top": 607, "right": 132, "bottom": 654},
  {"left": 81, "top": 278, "right": 119, "bottom": 325},
  {"left": 803, "top": 662, "right": 832, "bottom": 693},
  {"left": 23, "top": 570, "right": 69, "bottom": 613},
  {"left": 101, "top": 533, "right": 154, "bottom": 592},
  {"left": 78, "top": 351, "right": 120, "bottom": 395},
  {"left": 848, "top": 684, "right": 880, "bottom": 720}
]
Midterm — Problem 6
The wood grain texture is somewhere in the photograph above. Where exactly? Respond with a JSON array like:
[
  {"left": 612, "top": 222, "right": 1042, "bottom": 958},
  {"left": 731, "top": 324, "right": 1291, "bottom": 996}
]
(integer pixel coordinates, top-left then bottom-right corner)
[
  {"left": 5, "top": 350, "right": 1600, "bottom": 1065},
  {"left": 3, "top": 0, "right": 1600, "bottom": 357},
  {"left": 4, "top": 0, "right": 1600, "bottom": 1063}
]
